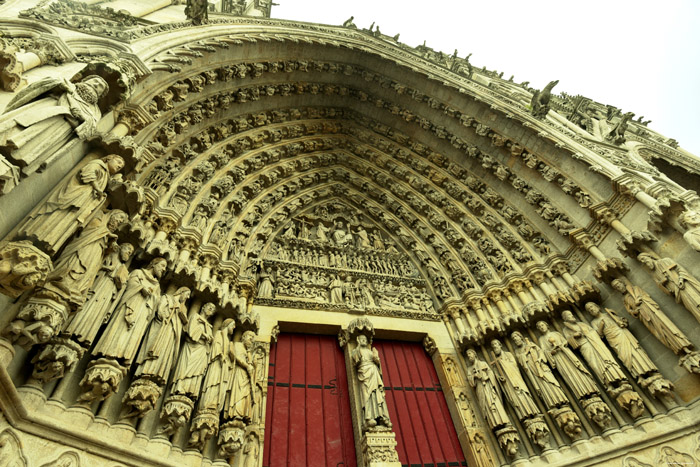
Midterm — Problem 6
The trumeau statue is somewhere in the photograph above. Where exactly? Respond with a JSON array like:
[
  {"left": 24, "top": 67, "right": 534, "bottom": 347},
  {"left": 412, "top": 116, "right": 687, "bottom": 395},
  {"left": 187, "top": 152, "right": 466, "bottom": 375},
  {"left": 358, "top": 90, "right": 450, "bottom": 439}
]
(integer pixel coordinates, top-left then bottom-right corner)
[
  {"left": 490, "top": 339, "right": 550, "bottom": 449},
  {"left": 536, "top": 321, "right": 611, "bottom": 428},
  {"left": 0, "top": 76, "right": 108, "bottom": 176},
  {"left": 610, "top": 278, "right": 700, "bottom": 374},
  {"left": 171, "top": 302, "right": 216, "bottom": 397},
  {"left": 92, "top": 258, "right": 167, "bottom": 366},
  {"left": 637, "top": 253, "right": 700, "bottom": 325},
  {"left": 18, "top": 155, "right": 125, "bottom": 256},
  {"left": 63, "top": 242, "right": 133, "bottom": 345},
  {"left": 560, "top": 310, "right": 644, "bottom": 419},
  {"left": 351, "top": 334, "right": 391, "bottom": 431},
  {"left": 584, "top": 302, "right": 674, "bottom": 402}
]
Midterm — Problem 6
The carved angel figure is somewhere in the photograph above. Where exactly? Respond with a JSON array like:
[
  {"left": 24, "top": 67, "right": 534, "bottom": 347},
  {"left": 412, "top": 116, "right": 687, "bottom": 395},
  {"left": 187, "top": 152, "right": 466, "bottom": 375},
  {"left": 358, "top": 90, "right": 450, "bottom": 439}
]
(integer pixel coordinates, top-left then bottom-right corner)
[
  {"left": 352, "top": 334, "right": 391, "bottom": 430},
  {"left": 18, "top": 155, "right": 124, "bottom": 255},
  {"left": 0, "top": 76, "right": 108, "bottom": 176}
]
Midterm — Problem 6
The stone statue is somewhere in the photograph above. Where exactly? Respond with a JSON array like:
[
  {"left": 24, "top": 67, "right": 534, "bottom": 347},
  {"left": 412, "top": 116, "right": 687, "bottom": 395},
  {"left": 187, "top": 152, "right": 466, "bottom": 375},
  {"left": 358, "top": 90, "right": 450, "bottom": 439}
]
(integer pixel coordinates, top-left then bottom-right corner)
[
  {"left": 0, "top": 76, "right": 108, "bottom": 175},
  {"left": 332, "top": 221, "right": 351, "bottom": 246},
  {"left": 355, "top": 226, "right": 371, "bottom": 248},
  {"left": 605, "top": 111, "right": 633, "bottom": 145},
  {"left": 490, "top": 339, "right": 549, "bottom": 449},
  {"left": 351, "top": 334, "right": 391, "bottom": 430},
  {"left": 536, "top": 321, "right": 611, "bottom": 428},
  {"left": 465, "top": 348, "right": 518, "bottom": 457},
  {"left": 329, "top": 275, "right": 344, "bottom": 304},
  {"left": 18, "top": 155, "right": 124, "bottom": 256},
  {"left": 185, "top": 0, "right": 208, "bottom": 25},
  {"left": 342, "top": 16, "right": 357, "bottom": 28},
  {"left": 224, "top": 330, "right": 256, "bottom": 423},
  {"left": 189, "top": 318, "right": 236, "bottom": 450},
  {"left": 638, "top": 253, "right": 700, "bottom": 325},
  {"left": 92, "top": 258, "right": 167, "bottom": 366},
  {"left": 530, "top": 80, "right": 558, "bottom": 119},
  {"left": 315, "top": 222, "right": 330, "bottom": 242},
  {"left": 63, "top": 242, "right": 133, "bottom": 345},
  {"left": 171, "top": 302, "right": 216, "bottom": 397},
  {"left": 135, "top": 287, "right": 191, "bottom": 383},
  {"left": 257, "top": 267, "right": 274, "bottom": 298},
  {"left": 561, "top": 310, "right": 644, "bottom": 418},
  {"left": 584, "top": 302, "right": 674, "bottom": 402},
  {"left": 511, "top": 331, "right": 582, "bottom": 440},
  {"left": 610, "top": 278, "right": 700, "bottom": 373},
  {"left": 679, "top": 210, "right": 700, "bottom": 252}
]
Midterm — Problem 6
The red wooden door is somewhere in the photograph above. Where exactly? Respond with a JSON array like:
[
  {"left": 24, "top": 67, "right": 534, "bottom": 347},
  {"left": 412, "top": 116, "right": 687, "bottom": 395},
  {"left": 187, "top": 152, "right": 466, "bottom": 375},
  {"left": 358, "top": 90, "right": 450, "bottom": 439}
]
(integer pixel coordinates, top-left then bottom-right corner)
[
  {"left": 374, "top": 340, "right": 467, "bottom": 467},
  {"left": 263, "top": 333, "right": 357, "bottom": 467}
]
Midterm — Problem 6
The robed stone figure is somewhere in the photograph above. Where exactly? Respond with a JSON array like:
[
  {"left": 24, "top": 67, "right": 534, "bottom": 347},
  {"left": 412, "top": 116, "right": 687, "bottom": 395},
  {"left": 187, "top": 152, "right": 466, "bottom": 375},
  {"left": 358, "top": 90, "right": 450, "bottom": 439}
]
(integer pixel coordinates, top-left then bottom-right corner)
[
  {"left": 0, "top": 76, "right": 108, "bottom": 176},
  {"left": 40, "top": 208, "right": 128, "bottom": 309},
  {"left": 511, "top": 331, "right": 569, "bottom": 409},
  {"left": 171, "top": 302, "right": 216, "bottom": 397},
  {"left": 611, "top": 279, "right": 695, "bottom": 356},
  {"left": 92, "top": 258, "right": 167, "bottom": 366},
  {"left": 19, "top": 155, "right": 124, "bottom": 255},
  {"left": 224, "top": 330, "right": 256, "bottom": 422},
  {"left": 490, "top": 339, "right": 540, "bottom": 421},
  {"left": 638, "top": 253, "right": 700, "bottom": 325},
  {"left": 465, "top": 348, "right": 510, "bottom": 430},
  {"left": 198, "top": 319, "right": 236, "bottom": 412},
  {"left": 63, "top": 242, "right": 133, "bottom": 345},
  {"left": 535, "top": 321, "right": 599, "bottom": 401},
  {"left": 135, "top": 287, "right": 190, "bottom": 383},
  {"left": 351, "top": 334, "right": 391, "bottom": 430}
]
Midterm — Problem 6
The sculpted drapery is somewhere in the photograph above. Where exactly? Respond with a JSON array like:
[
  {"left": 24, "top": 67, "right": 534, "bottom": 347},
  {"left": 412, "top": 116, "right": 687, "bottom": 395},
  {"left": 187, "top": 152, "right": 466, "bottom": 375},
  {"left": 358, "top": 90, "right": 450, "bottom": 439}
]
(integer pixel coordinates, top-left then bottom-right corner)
[
  {"left": 465, "top": 348, "right": 510, "bottom": 430},
  {"left": 490, "top": 339, "right": 540, "bottom": 420},
  {"left": 224, "top": 330, "right": 256, "bottom": 422},
  {"left": 92, "top": 258, "right": 167, "bottom": 366},
  {"left": 0, "top": 76, "right": 108, "bottom": 176},
  {"left": 511, "top": 331, "right": 569, "bottom": 408},
  {"left": 18, "top": 155, "right": 124, "bottom": 255},
  {"left": 638, "top": 253, "right": 700, "bottom": 324},
  {"left": 171, "top": 303, "right": 216, "bottom": 397},
  {"left": 351, "top": 334, "right": 391, "bottom": 430}
]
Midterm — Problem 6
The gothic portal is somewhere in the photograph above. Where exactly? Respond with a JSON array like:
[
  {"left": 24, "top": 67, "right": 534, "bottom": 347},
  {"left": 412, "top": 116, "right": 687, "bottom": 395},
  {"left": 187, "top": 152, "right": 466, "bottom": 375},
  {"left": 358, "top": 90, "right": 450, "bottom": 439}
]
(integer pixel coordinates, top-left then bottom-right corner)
[{"left": 0, "top": 1, "right": 699, "bottom": 467}]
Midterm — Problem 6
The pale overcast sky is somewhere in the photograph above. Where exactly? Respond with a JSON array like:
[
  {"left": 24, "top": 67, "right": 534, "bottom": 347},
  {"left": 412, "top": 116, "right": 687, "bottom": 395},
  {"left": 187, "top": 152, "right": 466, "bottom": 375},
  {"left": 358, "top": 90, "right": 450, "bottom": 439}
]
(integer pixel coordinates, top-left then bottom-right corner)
[{"left": 273, "top": 0, "right": 700, "bottom": 158}]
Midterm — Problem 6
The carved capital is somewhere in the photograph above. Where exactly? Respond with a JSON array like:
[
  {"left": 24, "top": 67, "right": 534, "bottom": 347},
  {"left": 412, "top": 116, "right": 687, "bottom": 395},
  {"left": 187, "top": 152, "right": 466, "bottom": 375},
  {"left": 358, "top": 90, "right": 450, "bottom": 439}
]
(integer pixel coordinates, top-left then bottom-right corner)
[{"left": 0, "top": 241, "right": 53, "bottom": 298}]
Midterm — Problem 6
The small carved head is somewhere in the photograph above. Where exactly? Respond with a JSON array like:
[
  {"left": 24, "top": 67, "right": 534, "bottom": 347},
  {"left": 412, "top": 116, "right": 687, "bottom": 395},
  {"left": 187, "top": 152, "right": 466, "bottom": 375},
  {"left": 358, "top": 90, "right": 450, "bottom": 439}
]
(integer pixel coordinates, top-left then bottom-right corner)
[
  {"left": 104, "top": 154, "right": 125, "bottom": 174},
  {"left": 83, "top": 75, "right": 109, "bottom": 98},
  {"left": 636, "top": 253, "right": 655, "bottom": 269},
  {"left": 584, "top": 302, "right": 600, "bottom": 316},
  {"left": 490, "top": 339, "right": 503, "bottom": 354},
  {"left": 511, "top": 331, "right": 523, "bottom": 346},
  {"left": 536, "top": 321, "right": 549, "bottom": 334},
  {"left": 610, "top": 278, "right": 626, "bottom": 293},
  {"left": 202, "top": 302, "right": 217, "bottom": 318},
  {"left": 356, "top": 334, "right": 368, "bottom": 347},
  {"left": 150, "top": 257, "right": 168, "bottom": 278},
  {"left": 242, "top": 330, "right": 256, "bottom": 348},
  {"left": 175, "top": 287, "right": 191, "bottom": 302},
  {"left": 465, "top": 348, "right": 477, "bottom": 363},
  {"left": 107, "top": 210, "right": 128, "bottom": 232},
  {"left": 561, "top": 310, "right": 575, "bottom": 322},
  {"left": 119, "top": 243, "right": 135, "bottom": 261}
]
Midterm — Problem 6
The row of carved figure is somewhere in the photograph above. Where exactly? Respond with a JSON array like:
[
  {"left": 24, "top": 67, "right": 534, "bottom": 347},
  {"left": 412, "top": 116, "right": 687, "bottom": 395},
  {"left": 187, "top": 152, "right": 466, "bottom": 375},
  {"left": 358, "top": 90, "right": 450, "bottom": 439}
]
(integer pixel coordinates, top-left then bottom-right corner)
[
  {"left": 6, "top": 250, "right": 265, "bottom": 461},
  {"left": 463, "top": 303, "right": 678, "bottom": 457}
]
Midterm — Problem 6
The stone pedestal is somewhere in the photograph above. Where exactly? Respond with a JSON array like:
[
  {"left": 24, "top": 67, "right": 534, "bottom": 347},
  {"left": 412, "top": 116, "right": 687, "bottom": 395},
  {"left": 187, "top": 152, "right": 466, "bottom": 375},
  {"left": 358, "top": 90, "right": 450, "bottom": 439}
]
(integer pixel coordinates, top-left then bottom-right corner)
[{"left": 360, "top": 430, "right": 401, "bottom": 467}]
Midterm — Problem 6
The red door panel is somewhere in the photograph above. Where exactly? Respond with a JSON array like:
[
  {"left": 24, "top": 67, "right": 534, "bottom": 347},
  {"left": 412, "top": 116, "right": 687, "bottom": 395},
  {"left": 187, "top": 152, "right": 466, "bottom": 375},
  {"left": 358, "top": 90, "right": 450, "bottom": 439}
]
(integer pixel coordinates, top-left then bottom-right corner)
[
  {"left": 263, "top": 334, "right": 357, "bottom": 467},
  {"left": 374, "top": 340, "right": 467, "bottom": 467}
]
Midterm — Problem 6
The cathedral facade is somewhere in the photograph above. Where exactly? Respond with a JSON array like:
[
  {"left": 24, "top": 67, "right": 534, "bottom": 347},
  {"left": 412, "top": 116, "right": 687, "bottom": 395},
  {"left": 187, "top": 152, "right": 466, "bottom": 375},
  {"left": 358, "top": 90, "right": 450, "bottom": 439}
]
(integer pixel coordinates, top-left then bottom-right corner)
[{"left": 0, "top": 1, "right": 699, "bottom": 466}]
